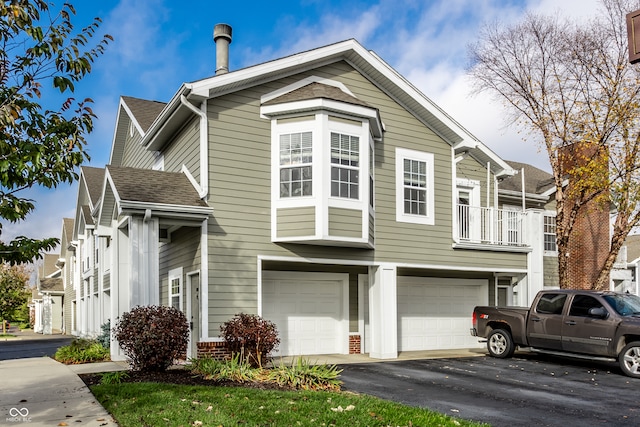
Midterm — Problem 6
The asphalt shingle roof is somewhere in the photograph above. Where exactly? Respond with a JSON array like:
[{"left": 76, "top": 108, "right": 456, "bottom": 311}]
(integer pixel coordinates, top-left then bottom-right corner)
[
  {"left": 107, "top": 166, "right": 208, "bottom": 207},
  {"left": 39, "top": 277, "right": 63, "bottom": 292},
  {"left": 263, "top": 82, "right": 373, "bottom": 108},
  {"left": 81, "top": 166, "right": 105, "bottom": 207},
  {"left": 500, "top": 161, "right": 554, "bottom": 195},
  {"left": 122, "top": 96, "right": 167, "bottom": 133}
]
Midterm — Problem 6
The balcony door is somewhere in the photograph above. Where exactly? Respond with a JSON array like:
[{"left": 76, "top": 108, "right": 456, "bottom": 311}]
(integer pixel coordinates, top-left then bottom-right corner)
[{"left": 457, "top": 180, "right": 480, "bottom": 242}]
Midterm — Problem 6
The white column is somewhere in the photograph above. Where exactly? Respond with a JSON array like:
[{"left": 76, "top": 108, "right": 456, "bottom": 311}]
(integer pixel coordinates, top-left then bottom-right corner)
[
  {"left": 525, "top": 210, "right": 545, "bottom": 306},
  {"left": 368, "top": 264, "right": 398, "bottom": 359},
  {"left": 129, "top": 214, "right": 159, "bottom": 307}
]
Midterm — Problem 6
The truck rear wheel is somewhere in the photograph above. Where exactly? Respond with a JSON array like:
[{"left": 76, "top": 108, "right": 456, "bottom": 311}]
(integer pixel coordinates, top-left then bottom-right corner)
[
  {"left": 619, "top": 341, "right": 640, "bottom": 378},
  {"left": 487, "top": 329, "right": 515, "bottom": 358}
]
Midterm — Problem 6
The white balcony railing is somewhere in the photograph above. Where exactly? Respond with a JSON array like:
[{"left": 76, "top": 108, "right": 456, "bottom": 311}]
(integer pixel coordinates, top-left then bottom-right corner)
[{"left": 457, "top": 205, "right": 528, "bottom": 247}]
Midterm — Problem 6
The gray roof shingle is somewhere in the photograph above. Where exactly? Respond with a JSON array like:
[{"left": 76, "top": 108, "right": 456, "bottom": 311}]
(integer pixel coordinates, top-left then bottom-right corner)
[
  {"left": 263, "top": 82, "right": 373, "bottom": 108},
  {"left": 107, "top": 166, "right": 208, "bottom": 207},
  {"left": 122, "top": 96, "right": 167, "bottom": 133},
  {"left": 81, "top": 166, "right": 105, "bottom": 206},
  {"left": 500, "top": 161, "right": 554, "bottom": 195}
]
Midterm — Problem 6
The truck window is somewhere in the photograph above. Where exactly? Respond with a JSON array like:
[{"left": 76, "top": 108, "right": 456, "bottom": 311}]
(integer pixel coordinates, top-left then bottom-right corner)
[
  {"left": 535, "top": 293, "right": 567, "bottom": 314},
  {"left": 568, "top": 295, "right": 605, "bottom": 317}
]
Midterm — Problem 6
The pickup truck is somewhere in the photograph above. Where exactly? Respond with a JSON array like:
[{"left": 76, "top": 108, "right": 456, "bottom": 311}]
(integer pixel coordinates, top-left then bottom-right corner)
[{"left": 470, "top": 289, "right": 640, "bottom": 378}]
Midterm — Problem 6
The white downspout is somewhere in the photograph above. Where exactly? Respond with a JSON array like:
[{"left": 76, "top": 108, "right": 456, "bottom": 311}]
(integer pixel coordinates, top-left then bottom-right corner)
[{"left": 180, "top": 95, "right": 208, "bottom": 199}]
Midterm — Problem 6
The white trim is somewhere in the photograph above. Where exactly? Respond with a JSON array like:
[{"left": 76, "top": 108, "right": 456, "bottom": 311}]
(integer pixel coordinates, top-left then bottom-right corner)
[
  {"left": 257, "top": 254, "right": 528, "bottom": 274},
  {"left": 395, "top": 148, "right": 435, "bottom": 225},
  {"left": 261, "top": 75, "right": 356, "bottom": 104},
  {"left": 168, "top": 267, "right": 183, "bottom": 311}
]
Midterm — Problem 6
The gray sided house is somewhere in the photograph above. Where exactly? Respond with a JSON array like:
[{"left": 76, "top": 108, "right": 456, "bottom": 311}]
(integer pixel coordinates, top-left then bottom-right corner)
[
  {"left": 34, "top": 253, "right": 64, "bottom": 334},
  {"left": 74, "top": 35, "right": 557, "bottom": 360}
]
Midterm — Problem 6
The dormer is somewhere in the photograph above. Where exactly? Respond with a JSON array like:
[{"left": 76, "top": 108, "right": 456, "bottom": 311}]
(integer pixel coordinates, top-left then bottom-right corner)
[{"left": 261, "top": 77, "right": 383, "bottom": 248}]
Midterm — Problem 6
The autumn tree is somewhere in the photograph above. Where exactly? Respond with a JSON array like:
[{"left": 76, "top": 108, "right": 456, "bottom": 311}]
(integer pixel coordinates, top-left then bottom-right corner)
[
  {"left": 0, "top": 263, "right": 30, "bottom": 333},
  {"left": 468, "top": 0, "right": 640, "bottom": 290},
  {"left": 0, "top": 1, "right": 111, "bottom": 264}
]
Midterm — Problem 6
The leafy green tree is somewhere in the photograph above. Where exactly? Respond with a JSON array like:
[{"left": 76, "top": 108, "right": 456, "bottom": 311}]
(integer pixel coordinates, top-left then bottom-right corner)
[
  {"left": 0, "top": 263, "right": 30, "bottom": 333},
  {"left": 0, "top": 0, "right": 111, "bottom": 264}
]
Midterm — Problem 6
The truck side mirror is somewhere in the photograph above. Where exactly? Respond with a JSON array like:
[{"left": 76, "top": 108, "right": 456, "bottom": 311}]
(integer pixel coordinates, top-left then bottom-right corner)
[{"left": 588, "top": 307, "right": 608, "bottom": 319}]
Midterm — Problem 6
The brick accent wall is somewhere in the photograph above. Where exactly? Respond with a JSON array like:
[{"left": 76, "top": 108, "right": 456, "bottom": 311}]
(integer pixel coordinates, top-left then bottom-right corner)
[
  {"left": 196, "top": 341, "right": 232, "bottom": 360},
  {"left": 566, "top": 204, "right": 610, "bottom": 289},
  {"left": 559, "top": 142, "right": 610, "bottom": 289},
  {"left": 349, "top": 334, "right": 361, "bottom": 354}
]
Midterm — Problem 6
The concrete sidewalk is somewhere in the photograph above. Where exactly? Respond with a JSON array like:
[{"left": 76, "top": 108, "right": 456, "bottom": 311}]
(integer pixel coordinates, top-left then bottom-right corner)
[{"left": 0, "top": 357, "right": 118, "bottom": 426}]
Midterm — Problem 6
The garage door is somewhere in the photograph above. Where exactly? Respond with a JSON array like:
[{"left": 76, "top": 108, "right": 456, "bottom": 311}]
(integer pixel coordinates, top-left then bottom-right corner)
[
  {"left": 262, "top": 272, "right": 348, "bottom": 356},
  {"left": 397, "top": 277, "right": 488, "bottom": 351}
]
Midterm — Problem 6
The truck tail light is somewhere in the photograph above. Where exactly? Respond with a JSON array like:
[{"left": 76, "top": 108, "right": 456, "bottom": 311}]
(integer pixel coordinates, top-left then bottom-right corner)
[{"left": 472, "top": 311, "right": 477, "bottom": 328}]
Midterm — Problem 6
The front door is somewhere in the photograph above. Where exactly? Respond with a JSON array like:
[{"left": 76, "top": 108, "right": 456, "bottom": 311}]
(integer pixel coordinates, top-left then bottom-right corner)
[{"left": 187, "top": 273, "right": 201, "bottom": 359}]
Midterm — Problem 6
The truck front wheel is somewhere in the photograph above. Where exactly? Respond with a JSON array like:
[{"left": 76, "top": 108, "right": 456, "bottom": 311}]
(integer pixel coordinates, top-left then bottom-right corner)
[
  {"left": 487, "top": 329, "right": 515, "bottom": 358},
  {"left": 619, "top": 342, "right": 640, "bottom": 378}
]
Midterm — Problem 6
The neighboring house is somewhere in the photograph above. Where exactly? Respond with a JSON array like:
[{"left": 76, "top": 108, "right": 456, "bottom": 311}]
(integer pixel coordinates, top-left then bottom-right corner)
[
  {"left": 69, "top": 28, "right": 566, "bottom": 361},
  {"left": 613, "top": 234, "right": 640, "bottom": 294},
  {"left": 59, "top": 217, "right": 76, "bottom": 335},
  {"left": 35, "top": 253, "right": 64, "bottom": 334}
]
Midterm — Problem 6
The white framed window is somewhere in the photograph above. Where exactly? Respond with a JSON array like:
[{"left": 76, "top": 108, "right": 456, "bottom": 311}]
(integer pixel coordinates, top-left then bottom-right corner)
[
  {"left": 544, "top": 214, "right": 557, "bottom": 253},
  {"left": 330, "top": 132, "right": 359, "bottom": 199},
  {"left": 168, "top": 267, "right": 183, "bottom": 311},
  {"left": 396, "top": 148, "right": 434, "bottom": 225},
  {"left": 279, "top": 131, "right": 313, "bottom": 198}
]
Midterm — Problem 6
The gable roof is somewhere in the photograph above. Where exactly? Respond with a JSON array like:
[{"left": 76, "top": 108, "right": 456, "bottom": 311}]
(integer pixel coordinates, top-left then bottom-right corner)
[
  {"left": 81, "top": 166, "right": 106, "bottom": 207},
  {"left": 107, "top": 166, "right": 208, "bottom": 207},
  {"left": 39, "top": 253, "right": 60, "bottom": 278},
  {"left": 140, "top": 39, "right": 514, "bottom": 177},
  {"left": 500, "top": 161, "right": 555, "bottom": 197},
  {"left": 263, "top": 82, "right": 373, "bottom": 108},
  {"left": 63, "top": 218, "right": 74, "bottom": 242},
  {"left": 39, "top": 277, "right": 63, "bottom": 293},
  {"left": 121, "top": 96, "right": 167, "bottom": 133}
]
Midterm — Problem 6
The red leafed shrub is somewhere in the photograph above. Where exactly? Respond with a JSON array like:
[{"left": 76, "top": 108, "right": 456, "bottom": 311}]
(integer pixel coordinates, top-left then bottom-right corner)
[
  {"left": 113, "top": 305, "right": 189, "bottom": 372},
  {"left": 220, "top": 313, "right": 280, "bottom": 367}
]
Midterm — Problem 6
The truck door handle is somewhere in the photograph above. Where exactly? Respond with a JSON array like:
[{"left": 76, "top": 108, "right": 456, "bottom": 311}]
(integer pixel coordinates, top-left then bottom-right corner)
[
  {"left": 565, "top": 320, "right": 576, "bottom": 326},
  {"left": 530, "top": 317, "right": 541, "bottom": 322}
]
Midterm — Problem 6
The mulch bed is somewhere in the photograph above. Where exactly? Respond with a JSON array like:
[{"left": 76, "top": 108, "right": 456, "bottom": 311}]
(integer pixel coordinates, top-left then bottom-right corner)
[{"left": 79, "top": 368, "right": 291, "bottom": 390}]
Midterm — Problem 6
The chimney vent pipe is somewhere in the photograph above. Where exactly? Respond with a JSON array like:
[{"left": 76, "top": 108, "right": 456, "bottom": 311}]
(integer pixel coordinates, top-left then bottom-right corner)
[{"left": 213, "top": 23, "right": 232, "bottom": 75}]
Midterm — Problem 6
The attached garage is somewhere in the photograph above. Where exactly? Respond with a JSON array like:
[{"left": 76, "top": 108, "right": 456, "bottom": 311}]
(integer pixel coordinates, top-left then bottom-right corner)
[
  {"left": 262, "top": 271, "right": 349, "bottom": 356},
  {"left": 397, "top": 277, "right": 488, "bottom": 351}
]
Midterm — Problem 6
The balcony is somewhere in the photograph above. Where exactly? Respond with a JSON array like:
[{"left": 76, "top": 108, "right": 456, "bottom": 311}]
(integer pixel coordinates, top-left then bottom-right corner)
[{"left": 456, "top": 205, "right": 529, "bottom": 250}]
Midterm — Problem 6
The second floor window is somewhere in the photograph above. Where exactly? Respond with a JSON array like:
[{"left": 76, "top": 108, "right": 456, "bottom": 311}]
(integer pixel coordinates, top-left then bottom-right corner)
[
  {"left": 330, "top": 132, "right": 359, "bottom": 199},
  {"left": 403, "top": 158, "right": 427, "bottom": 216},
  {"left": 544, "top": 215, "right": 557, "bottom": 252},
  {"left": 279, "top": 132, "right": 312, "bottom": 198}
]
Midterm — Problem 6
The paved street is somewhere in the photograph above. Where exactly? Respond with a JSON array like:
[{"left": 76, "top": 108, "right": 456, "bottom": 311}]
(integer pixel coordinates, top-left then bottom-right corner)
[
  {"left": 339, "top": 352, "right": 639, "bottom": 427},
  {"left": 0, "top": 330, "right": 72, "bottom": 360}
]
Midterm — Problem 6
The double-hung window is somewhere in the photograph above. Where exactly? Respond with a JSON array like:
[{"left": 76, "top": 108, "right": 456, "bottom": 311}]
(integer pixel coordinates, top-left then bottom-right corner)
[
  {"left": 544, "top": 214, "right": 557, "bottom": 253},
  {"left": 279, "top": 132, "right": 312, "bottom": 198},
  {"left": 330, "top": 132, "right": 359, "bottom": 199},
  {"left": 396, "top": 148, "right": 434, "bottom": 225}
]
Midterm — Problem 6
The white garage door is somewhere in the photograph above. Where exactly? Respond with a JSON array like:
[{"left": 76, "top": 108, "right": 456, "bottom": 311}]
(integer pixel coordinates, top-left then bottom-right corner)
[
  {"left": 262, "top": 272, "right": 349, "bottom": 356},
  {"left": 397, "top": 277, "right": 488, "bottom": 351}
]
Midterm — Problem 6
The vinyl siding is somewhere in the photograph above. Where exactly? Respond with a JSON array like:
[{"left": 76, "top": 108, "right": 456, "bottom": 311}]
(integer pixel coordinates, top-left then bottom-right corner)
[
  {"left": 159, "top": 226, "right": 201, "bottom": 309},
  {"left": 121, "top": 121, "right": 154, "bottom": 169},
  {"left": 543, "top": 255, "right": 559, "bottom": 287},
  {"left": 457, "top": 155, "right": 494, "bottom": 208},
  {"left": 164, "top": 116, "right": 200, "bottom": 178},
  {"left": 328, "top": 207, "right": 361, "bottom": 238},
  {"left": 277, "top": 207, "right": 315, "bottom": 238},
  {"left": 203, "top": 60, "right": 527, "bottom": 334}
]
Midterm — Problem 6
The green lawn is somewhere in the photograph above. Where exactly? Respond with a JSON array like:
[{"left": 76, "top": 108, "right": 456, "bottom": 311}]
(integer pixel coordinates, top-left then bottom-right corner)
[{"left": 91, "top": 382, "right": 489, "bottom": 427}]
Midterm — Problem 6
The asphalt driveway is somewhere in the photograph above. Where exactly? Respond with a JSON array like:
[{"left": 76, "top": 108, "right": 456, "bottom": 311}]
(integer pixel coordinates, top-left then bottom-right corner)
[{"left": 338, "top": 352, "right": 639, "bottom": 427}]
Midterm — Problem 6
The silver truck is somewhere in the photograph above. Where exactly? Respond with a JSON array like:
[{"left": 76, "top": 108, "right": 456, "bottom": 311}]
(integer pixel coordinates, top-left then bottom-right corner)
[{"left": 470, "top": 289, "right": 640, "bottom": 378}]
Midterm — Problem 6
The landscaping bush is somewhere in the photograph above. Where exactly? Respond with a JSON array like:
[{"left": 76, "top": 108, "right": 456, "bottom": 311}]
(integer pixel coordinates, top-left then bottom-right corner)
[
  {"left": 96, "top": 320, "right": 111, "bottom": 349},
  {"left": 268, "top": 358, "right": 343, "bottom": 391},
  {"left": 220, "top": 313, "right": 280, "bottom": 367},
  {"left": 188, "top": 353, "right": 259, "bottom": 382},
  {"left": 54, "top": 338, "right": 110, "bottom": 364},
  {"left": 113, "top": 305, "right": 189, "bottom": 372}
]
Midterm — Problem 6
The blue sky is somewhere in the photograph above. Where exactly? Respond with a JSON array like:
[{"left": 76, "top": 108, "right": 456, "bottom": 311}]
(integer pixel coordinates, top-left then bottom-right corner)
[{"left": 4, "top": 0, "right": 601, "bottom": 259}]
